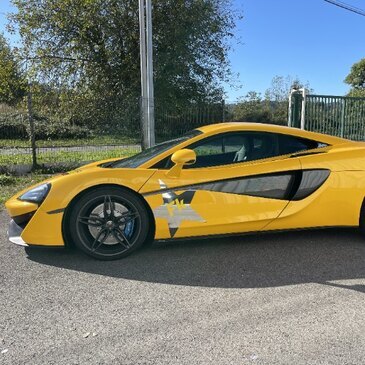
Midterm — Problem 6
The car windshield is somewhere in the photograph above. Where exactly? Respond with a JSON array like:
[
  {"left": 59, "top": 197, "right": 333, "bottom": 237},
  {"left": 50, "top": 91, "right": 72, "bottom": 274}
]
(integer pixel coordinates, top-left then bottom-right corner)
[{"left": 105, "top": 129, "right": 203, "bottom": 168}]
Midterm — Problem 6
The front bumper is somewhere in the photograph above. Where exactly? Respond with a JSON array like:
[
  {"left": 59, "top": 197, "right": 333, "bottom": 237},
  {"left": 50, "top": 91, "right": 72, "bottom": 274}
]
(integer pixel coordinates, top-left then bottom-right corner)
[
  {"left": 7, "top": 219, "right": 28, "bottom": 247},
  {"left": 5, "top": 196, "right": 65, "bottom": 247}
]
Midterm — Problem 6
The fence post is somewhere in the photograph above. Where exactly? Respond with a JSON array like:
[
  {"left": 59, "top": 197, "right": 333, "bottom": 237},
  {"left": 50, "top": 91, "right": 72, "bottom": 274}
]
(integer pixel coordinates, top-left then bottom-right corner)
[
  {"left": 340, "top": 98, "right": 346, "bottom": 138},
  {"left": 27, "top": 82, "right": 37, "bottom": 170},
  {"left": 300, "top": 88, "right": 306, "bottom": 130},
  {"left": 288, "top": 89, "right": 303, "bottom": 128},
  {"left": 288, "top": 90, "right": 293, "bottom": 127}
]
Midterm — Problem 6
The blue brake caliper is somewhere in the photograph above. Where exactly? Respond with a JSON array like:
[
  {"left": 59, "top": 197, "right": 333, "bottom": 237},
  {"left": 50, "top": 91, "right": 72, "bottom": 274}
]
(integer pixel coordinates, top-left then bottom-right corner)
[{"left": 124, "top": 220, "right": 134, "bottom": 238}]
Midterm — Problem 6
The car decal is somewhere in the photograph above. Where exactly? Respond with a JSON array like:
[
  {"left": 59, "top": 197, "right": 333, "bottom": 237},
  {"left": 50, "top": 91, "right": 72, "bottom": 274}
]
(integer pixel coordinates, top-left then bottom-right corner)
[{"left": 153, "top": 180, "right": 205, "bottom": 237}]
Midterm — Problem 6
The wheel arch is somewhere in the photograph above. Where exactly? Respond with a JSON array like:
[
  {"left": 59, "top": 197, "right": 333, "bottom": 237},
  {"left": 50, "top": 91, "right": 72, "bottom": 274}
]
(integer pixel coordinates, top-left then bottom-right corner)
[
  {"left": 62, "top": 183, "right": 156, "bottom": 248},
  {"left": 359, "top": 196, "right": 365, "bottom": 233}
]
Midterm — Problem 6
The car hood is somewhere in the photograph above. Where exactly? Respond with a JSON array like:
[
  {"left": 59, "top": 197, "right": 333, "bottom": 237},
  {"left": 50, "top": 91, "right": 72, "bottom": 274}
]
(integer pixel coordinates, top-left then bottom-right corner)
[{"left": 75, "top": 157, "right": 123, "bottom": 171}]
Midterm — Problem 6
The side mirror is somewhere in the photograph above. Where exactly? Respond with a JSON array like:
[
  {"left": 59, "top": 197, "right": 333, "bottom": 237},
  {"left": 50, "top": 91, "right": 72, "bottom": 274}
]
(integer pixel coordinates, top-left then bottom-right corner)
[
  {"left": 171, "top": 149, "right": 196, "bottom": 165},
  {"left": 166, "top": 149, "right": 196, "bottom": 178}
]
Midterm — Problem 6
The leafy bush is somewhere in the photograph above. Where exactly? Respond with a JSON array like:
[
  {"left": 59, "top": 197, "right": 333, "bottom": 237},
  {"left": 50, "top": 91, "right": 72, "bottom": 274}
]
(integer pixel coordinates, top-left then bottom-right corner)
[
  {"left": 0, "top": 112, "right": 93, "bottom": 140},
  {"left": 34, "top": 120, "right": 93, "bottom": 139},
  {"left": 0, "top": 113, "right": 28, "bottom": 139},
  {"left": 0, "top": 174, "right": 16, "bottom": 186}
]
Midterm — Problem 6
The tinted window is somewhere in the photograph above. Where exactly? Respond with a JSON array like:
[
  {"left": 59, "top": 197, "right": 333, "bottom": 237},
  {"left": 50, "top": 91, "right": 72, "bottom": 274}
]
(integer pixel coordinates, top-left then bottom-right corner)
[
  {"left": 194, "top": 136, "right": 223, "bottom": 156},
  {"left": 245, "top": 133, "right": 279, "bottom": 162},
  {"left": 152, "top": 132, "right": 326, "bottom": 169},
  {"left": 192, "top": 136, "right": 225, "bottom": 167},
  {"left": 278, "top": 135, "right": 324, "bottom": 155},
  {"left": 187, "top": 132, "right": 280, "bottom": 168}
]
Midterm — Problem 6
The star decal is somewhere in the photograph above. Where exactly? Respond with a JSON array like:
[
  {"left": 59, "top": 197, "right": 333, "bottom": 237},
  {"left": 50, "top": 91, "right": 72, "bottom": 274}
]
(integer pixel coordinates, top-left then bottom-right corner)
[{"left": 153, "top": 180, "right": 205, "bottom": 238}]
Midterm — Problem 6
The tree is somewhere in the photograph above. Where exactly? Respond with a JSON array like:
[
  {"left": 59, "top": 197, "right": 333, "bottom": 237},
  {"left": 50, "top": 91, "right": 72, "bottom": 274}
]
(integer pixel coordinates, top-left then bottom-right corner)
[
  {"left": 0, "top": 34, "right": 26, "bottom": 105},
  {"left": 9, "top": 0, "right": 238, "bottom": 131},
  {"left": 264, "top": 76, "right": 312, "bottom": 125},
  {"left": 265, "top": 75, "right": 312, "bottom": 101},
  {"left": 232, "top": 91, "right": 270, "bottom": 123},
  {"left": 345, "top": 58, "right": 365, "bottom": 97},
  {"left": 233, "top": 76, "right": 312, "bottom": 125}
]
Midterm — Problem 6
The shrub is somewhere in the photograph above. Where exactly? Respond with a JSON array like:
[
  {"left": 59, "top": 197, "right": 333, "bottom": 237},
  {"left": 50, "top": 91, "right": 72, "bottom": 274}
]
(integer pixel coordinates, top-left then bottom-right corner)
[
  {"left": 33, "top": 120, "right": 93, "bottom": 139},
  {"left": 0, "top": 113, "right": 28, "bottom": 139},
  {"left": 0, "top": 112, "right": 93, "bottom": 140},
  {"left": 0, "top": 174, "right": 16, "bottom": 186}
]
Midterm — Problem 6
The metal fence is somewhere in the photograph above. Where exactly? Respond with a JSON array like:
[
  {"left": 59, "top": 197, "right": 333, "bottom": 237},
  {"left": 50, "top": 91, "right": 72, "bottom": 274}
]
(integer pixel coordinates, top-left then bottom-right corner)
[
  {"left": 305, "top": 95, "right": 365, "bottom": 140},
  {"left": 6, "top": 89, "right": 365, "bottom": 172},
  {"left": 0, "top": 99, "right": 226, "bottom": 170},
  {"left": 289, "top": 90, "right": 365, "bottom": 140},
  {"left": 155, "top": 101, "right": 225, "bottom": 141},
  {"left": 0, "top": 103, "right": 142, "bottom": 171}
]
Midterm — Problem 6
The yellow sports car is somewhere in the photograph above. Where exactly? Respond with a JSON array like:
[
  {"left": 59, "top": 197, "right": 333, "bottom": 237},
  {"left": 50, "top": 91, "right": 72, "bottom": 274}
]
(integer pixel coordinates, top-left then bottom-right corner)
[{"left": 5, "top": 122, "right": 365, "bottom": 260}]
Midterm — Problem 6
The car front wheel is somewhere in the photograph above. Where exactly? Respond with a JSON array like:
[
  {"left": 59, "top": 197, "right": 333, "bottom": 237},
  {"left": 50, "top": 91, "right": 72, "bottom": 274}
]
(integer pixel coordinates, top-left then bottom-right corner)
[{"left": 67, "top": 186, "right": 150, "bottom": 260}]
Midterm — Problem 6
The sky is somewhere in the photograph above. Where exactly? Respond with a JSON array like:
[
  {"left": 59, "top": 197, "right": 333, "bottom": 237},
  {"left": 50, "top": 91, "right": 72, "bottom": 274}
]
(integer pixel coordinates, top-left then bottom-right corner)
[
  {"left": 227, "top": 0, "right": 365, "bottom": 100},
  {"left": 0, "top": 0, "right": 364, "bottom": 101}
]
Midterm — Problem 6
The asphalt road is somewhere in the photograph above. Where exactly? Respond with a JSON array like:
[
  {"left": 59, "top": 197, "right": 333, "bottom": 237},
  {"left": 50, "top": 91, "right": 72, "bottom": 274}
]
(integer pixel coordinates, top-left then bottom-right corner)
[{"left": 1, "top": 209, "right": 365, "bottom": 365}]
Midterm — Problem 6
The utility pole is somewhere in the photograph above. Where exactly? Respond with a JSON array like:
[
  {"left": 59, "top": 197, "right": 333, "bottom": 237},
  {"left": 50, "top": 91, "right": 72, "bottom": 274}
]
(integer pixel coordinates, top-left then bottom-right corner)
[
  {"left": 139, "top": 0, "right": 148, "bottom": 149},
  {"left": 146, "top": 0, "right": 155, "bottom": 147},
  {"left": 139, "top": 0, "right": 155, "bottom": 149}
]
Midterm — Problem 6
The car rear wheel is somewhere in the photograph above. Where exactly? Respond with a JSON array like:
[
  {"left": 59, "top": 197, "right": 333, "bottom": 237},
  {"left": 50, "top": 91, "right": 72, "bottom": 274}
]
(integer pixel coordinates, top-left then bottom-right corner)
[{"left": 68, "top": 186, "right": 150, "bottom": 260}]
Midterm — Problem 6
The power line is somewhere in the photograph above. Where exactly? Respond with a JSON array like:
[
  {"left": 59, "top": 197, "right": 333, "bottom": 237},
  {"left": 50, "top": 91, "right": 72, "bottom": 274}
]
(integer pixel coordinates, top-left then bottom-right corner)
[{"left": 324, "top": 0, "right": 365, "bottom": 17}]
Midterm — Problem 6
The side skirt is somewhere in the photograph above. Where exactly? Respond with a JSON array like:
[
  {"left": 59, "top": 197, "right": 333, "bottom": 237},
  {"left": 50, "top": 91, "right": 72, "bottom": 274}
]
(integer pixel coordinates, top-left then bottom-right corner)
[{"left": 154, "top": 225, "right": 358, "bottom": 243}]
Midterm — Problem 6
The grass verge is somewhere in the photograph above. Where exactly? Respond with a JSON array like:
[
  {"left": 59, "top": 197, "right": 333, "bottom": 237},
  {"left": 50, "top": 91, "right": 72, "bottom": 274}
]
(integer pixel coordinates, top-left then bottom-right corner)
[
  {"left": 0, "top": 148, "right": 137, "bottom": 166},
  {"left": 0, "top": 135, "right": 139, "bottom": 148}
]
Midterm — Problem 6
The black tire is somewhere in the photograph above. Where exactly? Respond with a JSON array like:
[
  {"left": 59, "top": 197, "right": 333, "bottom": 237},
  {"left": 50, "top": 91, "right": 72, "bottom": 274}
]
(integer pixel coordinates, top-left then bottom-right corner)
[
  {"left": 359, "top": 198, "right": 365, "bottom": 236},
  {"left": 67, "top": 186, "right": 150, "bottom": 260}
]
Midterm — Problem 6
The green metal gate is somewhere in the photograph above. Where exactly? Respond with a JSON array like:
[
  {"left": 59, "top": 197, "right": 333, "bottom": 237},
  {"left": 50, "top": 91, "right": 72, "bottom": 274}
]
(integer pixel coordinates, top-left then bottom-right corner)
[{"left": 288, "top": 91, "right": 365, "bottom": 141}]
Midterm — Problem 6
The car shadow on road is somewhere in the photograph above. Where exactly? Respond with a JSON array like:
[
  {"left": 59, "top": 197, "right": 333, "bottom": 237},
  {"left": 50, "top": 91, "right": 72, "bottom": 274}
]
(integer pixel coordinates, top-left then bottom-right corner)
[{"left": 25, "top": 228, "right": 365, "bottom": 292}]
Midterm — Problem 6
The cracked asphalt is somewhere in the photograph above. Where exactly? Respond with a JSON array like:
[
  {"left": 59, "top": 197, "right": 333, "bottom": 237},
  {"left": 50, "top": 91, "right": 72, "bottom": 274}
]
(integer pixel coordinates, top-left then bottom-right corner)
[{"left": 1, "top": 209, "right": 365, "bottom": 365}]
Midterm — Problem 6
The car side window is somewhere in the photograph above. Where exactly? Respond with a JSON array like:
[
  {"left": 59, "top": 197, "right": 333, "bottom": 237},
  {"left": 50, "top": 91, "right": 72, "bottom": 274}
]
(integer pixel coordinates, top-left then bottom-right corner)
[
  {"left": 278, "top": 134, "right": 325, "bottom": 155},
  {"left": 189, "top": 136, "right": 225, "bottom": 168},
  {"left": 186, "top": 132, "right": 280, "bottom": 168},
  {"left": 193, "top": 136, "right": 223, "bottom": 156},
  {"left": 151, "top": 132, "right": 327, "bottom": 170},
  {"left": 240, "top": 133, "right": 279, "bottom": 162}
]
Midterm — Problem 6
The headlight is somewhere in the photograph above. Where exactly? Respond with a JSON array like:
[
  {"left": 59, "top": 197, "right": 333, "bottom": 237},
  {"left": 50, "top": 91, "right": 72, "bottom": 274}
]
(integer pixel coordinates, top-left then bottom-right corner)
[{"left": 18, "top": 183, "right": 51, "bottom": 204}]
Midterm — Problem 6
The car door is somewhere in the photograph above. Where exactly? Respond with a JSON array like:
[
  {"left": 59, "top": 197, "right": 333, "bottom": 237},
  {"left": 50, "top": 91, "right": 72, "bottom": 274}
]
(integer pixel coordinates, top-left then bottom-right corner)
[{"left": 140, "top": 132, "right": 302, "bottom": 240}]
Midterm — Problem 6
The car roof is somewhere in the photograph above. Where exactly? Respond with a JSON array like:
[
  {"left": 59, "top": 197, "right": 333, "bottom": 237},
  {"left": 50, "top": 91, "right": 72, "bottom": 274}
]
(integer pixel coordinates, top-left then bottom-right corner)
[{"left": 196, "top": 122, "right": 350, "bottom": 145}]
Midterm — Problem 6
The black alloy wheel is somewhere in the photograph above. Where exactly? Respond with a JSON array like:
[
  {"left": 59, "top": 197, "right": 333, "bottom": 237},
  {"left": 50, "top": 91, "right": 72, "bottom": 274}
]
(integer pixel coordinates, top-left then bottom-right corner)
[{"left": 67, "top": 186, "right": 150, "bottom": 260}]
